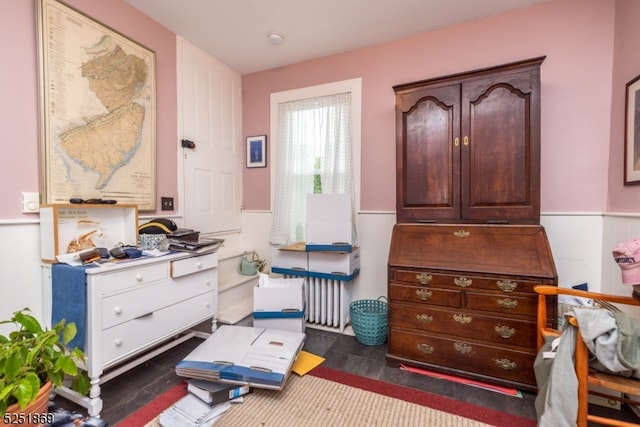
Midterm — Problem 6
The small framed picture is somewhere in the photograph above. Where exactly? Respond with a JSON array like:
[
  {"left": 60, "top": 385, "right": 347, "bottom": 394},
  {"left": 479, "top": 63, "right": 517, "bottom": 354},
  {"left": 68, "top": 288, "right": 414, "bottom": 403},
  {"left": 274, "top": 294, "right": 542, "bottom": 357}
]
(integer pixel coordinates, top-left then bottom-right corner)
[
  {"left": 246, "top": 135, "right": 267, "bottom": 168},
  {"left": 626, "top": 74, "right": 640, "bottom": 184}
]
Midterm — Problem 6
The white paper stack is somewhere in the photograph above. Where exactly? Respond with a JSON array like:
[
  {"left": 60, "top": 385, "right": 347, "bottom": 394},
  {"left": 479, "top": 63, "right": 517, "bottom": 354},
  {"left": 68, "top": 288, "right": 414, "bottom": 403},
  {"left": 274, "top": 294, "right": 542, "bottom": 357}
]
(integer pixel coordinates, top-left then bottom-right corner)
[{"left": 158, "top": 393, "right": 230, "bottom": 427}]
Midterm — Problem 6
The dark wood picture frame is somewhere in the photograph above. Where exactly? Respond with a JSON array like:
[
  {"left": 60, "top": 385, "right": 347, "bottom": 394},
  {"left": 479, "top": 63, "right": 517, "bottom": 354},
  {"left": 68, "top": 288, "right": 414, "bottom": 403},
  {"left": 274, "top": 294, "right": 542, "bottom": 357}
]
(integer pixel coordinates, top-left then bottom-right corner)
[{"left": 625, "top": 73, "right": 640, "bottom": 184}]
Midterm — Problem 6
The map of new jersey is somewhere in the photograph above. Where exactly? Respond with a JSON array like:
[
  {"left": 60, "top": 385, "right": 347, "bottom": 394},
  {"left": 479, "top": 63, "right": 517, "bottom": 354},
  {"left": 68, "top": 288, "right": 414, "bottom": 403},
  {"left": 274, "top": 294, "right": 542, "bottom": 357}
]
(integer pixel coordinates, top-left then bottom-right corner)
[{"left": 41, "top": 0, "right": 156, "bottom": 209}]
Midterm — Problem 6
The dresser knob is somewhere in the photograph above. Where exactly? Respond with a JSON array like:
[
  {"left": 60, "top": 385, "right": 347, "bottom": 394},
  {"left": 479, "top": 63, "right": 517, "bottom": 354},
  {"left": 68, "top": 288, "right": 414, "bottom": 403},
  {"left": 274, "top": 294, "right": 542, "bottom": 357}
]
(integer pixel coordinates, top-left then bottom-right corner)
[
  {"left": 135, "top": 274, "right": 143, "bottom": 282},
  {"left": 495, "top": 358, "right": 517, "bottom": 370},
  {"left": 415, "top": 288, "right": 432, "bottom": 301},
  {"left": 454, "top": 277, "right": 472, "bottom": 287},
  {"left": 495, "top": 325, "right": 516, "bottom": 339},
  {"left": 454, "top": 342, "right": 473, "bottom": 354},
  {"left": 205, "top": 301, "right": 211, "bottom": 308},
  {"left": 416, "top": 273, "right": 432, "bottom": 285},
  {"left": 204, "top": 279, "right": 211, "bottom": 286},
  {"left": 196, "top": 262, "right": 202, "bottom": 269},
  {"left": 114, "top": 307, "right": 122, "bottom": 315},
  {"left": 496, "top": 280, "right": 518, "bottom": 292},
  {"left": 114, "top": 338, "right": 122, "bottom": 347},
  {"left": 497, "top": 298, "right": 518, "bottom": 310}
]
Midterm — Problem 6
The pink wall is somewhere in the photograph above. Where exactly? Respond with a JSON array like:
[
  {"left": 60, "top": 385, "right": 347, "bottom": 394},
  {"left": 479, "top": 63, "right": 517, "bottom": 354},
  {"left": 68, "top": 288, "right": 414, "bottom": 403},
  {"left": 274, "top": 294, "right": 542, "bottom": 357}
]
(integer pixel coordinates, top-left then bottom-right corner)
[
  {"left": 2, "top": 0, "right": 632, "bottom": 218},
  {"left": 608, "top": 0, "right": 640, "bottom": 212},
  {"left": 242, "top": 0, "right": 617, "bottom": 213},
  {"left": 0, "top": 0, "right": 177, "bottom": 219}
]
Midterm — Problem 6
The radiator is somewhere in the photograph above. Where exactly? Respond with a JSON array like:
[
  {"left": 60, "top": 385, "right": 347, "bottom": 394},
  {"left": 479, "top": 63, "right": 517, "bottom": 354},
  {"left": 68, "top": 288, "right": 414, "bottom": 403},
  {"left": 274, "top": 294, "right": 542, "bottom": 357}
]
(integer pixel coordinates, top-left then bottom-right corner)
[{"left": 285, "top": 275, "right": 352, "bottom": 332}]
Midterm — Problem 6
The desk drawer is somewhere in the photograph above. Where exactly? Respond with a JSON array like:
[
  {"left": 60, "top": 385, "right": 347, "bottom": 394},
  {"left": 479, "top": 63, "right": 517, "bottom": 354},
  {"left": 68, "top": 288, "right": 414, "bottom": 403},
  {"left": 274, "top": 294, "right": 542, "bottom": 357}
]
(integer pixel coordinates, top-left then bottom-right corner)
[
  {"left": 388, "top": 328, "right": 537, "bottom": 386},
  {"left": 389, "top": 302, "right": 536, "bottom": 348},
  {"left": 101, "top": 292, "right": 215, "bottom": 366},
  {"left": 102, "top": 271, "right": 215, "bottom": 329},
  {"left": 389, "top": 283, "right": 461, "bottom": 307},
  {"left": 465, "top": 291, "right": 536, "bottom": 317},
  {"left": 171, "top": 252, "right": 217, "bottom": 278},
  {"left": 97, "top": 263, "right": 168, "bottom": 295}
]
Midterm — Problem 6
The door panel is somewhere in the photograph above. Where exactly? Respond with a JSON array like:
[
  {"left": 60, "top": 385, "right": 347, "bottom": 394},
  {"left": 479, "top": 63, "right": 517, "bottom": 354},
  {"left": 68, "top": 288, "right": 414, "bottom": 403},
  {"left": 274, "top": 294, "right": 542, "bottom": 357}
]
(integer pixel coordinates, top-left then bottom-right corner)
[
  {"left": 396, "top": 84, "right": 460, "bottom": 222},
  {"left": 460, "top": 69, "right": 539, "bottom": 223},
  {"left": 178, "top": 39, "right": 242, "bottom": 233}
]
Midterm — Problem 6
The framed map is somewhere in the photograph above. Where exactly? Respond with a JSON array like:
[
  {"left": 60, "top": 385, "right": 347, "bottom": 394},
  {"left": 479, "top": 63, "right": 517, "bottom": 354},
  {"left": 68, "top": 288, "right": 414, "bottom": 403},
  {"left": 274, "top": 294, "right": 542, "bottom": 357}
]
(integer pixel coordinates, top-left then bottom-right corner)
[{"left": 36, "top": 0, "right": 157, "bottom": 210}]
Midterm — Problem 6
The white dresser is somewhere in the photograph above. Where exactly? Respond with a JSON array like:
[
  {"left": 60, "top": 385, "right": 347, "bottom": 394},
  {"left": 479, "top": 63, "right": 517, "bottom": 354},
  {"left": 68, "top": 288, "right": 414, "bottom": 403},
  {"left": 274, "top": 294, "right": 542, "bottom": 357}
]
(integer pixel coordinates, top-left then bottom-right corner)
[{"left": 42, "top": 251, "right": 218, "bottom": 417}]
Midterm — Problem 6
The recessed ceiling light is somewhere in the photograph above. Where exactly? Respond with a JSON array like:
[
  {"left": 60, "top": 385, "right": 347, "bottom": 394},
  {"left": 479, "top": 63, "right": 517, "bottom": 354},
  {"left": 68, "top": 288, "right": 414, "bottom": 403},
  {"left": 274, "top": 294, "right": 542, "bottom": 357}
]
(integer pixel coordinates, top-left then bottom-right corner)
[{"left": 266, "top": 31, "right": 285, "bottom": 45}]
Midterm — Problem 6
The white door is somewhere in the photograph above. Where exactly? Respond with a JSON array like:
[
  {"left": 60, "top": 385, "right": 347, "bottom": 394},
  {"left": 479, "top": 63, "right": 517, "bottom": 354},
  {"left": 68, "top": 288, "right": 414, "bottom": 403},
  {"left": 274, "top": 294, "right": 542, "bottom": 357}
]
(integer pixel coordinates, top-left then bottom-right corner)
[{"left": 178, "top": 38, "right": 242, "bottom": 233}]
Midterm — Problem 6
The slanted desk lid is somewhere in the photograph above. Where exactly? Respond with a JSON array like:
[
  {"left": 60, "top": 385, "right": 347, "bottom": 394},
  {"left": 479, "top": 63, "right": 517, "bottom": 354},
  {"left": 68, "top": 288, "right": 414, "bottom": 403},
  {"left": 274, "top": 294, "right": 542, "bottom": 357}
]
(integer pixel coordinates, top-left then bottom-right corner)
[{"left": 388, "top": 223, "right": 557, "bottom": 280}]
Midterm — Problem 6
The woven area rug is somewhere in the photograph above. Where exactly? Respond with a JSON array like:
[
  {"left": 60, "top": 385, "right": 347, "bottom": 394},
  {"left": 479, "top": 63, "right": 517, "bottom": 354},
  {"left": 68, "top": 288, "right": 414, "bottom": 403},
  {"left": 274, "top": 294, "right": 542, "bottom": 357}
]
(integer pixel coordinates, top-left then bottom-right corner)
[{"left": 120, "top": 366, "right": 536, "bottom": 427}]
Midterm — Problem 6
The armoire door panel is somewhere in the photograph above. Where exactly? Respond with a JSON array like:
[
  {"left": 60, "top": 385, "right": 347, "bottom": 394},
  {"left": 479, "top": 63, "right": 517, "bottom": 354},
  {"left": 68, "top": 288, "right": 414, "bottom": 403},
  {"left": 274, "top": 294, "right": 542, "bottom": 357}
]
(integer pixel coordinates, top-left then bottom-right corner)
[
  {"left": 396, "top": 85, "right": 460, "bottom": 222},
  {"left": 395, "top": 56, "right": 543, "bottom": 224}
]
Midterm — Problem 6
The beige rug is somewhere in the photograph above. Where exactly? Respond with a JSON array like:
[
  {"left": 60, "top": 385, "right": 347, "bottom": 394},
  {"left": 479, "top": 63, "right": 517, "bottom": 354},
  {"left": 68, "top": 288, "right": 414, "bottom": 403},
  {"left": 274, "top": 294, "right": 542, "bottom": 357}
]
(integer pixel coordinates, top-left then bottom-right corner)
[{"left": 143, "top": 373, "right": 492, "bottom": 427}]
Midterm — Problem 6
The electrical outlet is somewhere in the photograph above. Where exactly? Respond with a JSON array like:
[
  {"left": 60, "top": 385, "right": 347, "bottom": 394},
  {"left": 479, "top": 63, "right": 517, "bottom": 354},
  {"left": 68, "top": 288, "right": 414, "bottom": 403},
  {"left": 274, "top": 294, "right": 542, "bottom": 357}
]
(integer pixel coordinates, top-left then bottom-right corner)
[
  {"left": 161, "top": 197, "right": 174, "bottom": 211},
  {"left": 21, "top": 192, "right": 40, "bottom": 213}
]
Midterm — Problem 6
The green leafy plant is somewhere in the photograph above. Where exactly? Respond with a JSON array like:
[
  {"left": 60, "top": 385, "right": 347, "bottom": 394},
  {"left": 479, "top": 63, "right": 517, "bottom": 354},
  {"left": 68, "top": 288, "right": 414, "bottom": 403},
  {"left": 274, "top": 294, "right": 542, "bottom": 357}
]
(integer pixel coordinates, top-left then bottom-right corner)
[{"left": 0, "top": 308, "right": 90, "bottom": 416}]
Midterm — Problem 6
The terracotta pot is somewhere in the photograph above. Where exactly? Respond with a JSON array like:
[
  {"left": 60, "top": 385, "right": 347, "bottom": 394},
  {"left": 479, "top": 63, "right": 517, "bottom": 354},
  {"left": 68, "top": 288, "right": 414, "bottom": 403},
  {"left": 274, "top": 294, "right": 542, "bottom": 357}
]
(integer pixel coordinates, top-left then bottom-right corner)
[{"left": 2, "top": 381, "right": 52, "bottom": 427}]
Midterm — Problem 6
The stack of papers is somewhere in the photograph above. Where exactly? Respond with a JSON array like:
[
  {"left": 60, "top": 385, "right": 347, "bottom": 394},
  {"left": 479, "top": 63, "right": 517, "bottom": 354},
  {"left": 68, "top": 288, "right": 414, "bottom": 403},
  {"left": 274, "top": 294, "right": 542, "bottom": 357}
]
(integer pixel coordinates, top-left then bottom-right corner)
[
  {"left": 176, "top": 325, "right": 305, "bottom": 390},
  {"left": 158, "top": 394, "right": 230, "bottom": 427},
  {"left": 168, "top": 237, "right": 224, "bottom": 254}
]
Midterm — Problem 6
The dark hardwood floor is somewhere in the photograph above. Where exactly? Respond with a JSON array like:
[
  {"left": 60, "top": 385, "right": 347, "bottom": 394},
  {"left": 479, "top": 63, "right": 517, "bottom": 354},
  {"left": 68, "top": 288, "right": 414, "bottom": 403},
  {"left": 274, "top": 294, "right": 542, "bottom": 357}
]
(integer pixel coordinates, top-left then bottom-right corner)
[{"left": 51, "top": 319, "right": 640, "bottom": 426}]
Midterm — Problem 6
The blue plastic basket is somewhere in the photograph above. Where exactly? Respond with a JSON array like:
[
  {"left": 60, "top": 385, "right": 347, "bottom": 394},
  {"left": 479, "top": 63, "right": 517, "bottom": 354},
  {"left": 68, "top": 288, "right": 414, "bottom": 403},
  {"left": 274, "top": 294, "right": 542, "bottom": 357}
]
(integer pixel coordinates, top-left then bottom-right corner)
[{"left": 349, "top": 296, "right": 388, "bottom": 346}]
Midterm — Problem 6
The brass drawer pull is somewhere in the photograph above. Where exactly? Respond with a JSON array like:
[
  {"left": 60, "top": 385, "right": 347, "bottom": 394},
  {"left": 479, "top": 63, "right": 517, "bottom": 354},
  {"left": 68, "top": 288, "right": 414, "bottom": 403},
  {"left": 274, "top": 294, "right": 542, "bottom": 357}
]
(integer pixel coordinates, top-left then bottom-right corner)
[
  {"left": 497, "top": 280, "right": 518, "bottom": 292},
  {"left": 454, "top": 277, "right": 472, "bottom": 287},
  {"left": 415, "top": 288, "right": 433, "bottom": 301},
  {"left": 495, "top": 325, "right": 515, "bottom": 339},
  {"left": 495, "top": 358, "right": 517, "bottom": 370},
  {"left": 416, "top": 314, "right": 433, "bottom": 323},
  {"left": 416, "top": 273, "right": 432, "bottom": 285},
  {"left": 453, "top": 230, "right": 470, "bottom": 238},
  {"left": 417, "top": 343, "right": 434, "bottom": 354},
  {"left": 453, "top": 313, "right": 472, "bottom": 324},
  {"left": 454, "top": 342, "right": 472, "bottom": 354},
  {"left": 497, "top": 298, "right": 518, "bottom": 310}
]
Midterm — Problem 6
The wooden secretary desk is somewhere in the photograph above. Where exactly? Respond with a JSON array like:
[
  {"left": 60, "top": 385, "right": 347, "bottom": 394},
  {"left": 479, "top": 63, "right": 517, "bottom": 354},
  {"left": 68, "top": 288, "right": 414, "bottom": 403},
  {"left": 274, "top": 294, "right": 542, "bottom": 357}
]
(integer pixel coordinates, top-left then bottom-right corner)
[{"left": 387, "top": 57, "right": 557, "bottom": 391}]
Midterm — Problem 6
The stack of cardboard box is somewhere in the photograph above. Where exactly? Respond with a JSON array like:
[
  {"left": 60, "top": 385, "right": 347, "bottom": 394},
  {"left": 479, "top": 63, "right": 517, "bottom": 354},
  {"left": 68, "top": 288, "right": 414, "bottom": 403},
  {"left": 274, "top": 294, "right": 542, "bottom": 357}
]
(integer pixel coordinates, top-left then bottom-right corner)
[{"left": 253, "top": 277, "right": 306, "bottom": 332}]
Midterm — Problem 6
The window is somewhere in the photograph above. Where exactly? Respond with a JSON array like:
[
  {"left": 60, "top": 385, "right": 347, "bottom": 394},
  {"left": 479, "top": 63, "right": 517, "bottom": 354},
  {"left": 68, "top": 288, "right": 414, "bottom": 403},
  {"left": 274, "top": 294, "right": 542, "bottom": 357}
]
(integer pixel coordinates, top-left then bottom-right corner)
[{"left": 269, "top": 79, "right": 361, "bottom": 245}]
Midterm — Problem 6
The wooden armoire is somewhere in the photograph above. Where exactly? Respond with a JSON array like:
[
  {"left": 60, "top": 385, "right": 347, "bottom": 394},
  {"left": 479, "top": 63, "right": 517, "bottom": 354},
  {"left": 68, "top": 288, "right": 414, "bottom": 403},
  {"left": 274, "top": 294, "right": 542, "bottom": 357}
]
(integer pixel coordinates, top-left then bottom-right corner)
[{"left": 387, "top": 57, "right": 557, "bottom": 391}]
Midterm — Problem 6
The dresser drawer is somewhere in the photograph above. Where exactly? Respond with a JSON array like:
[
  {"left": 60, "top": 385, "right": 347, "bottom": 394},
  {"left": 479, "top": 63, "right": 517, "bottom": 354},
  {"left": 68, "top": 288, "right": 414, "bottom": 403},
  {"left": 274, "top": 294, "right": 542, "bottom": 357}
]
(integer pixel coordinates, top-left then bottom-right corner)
[
  {"left": 96, "top": 263, "right": 168, "bottom": 295},
  {"left": 171, "top": 252, "right": 217, "bottom": 278},
  {"left": 389, "top": 302, "right": 536, "bottom": 348},
  {"left": 388, "top": 328, "right": 537, "bottom": 386},
  {"left": 465, "top": 291, "right": 537, "bottom": 317},
  {"left": 102, "top": 271, "right": 215, "bottom": 329},
  {"left": 389, "top": 283, "right": 461, "bottom": 308},
  {"left": 101, "top": 292, "right": 215, "bottom": 367},
  {"left": 392, "top": 269, "right": 541, "bottom": 293}
]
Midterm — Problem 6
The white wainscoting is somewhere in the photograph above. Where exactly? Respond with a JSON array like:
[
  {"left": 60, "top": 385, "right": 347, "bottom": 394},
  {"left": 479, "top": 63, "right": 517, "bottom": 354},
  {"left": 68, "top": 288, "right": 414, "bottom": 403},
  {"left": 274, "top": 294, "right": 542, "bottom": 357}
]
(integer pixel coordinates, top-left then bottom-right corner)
[
  {"left": 5, "top": 211, "right": 640, "bottom": 336},
  {"left": 0, "top": 221, "right": 43, "bottom": 336}
]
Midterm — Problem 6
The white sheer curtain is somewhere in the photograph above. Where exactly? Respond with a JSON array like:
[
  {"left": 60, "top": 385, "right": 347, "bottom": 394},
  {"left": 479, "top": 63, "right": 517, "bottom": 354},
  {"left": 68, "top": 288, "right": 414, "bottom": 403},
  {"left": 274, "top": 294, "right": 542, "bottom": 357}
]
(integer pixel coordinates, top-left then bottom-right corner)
[{"left": 270, "top": 92, "right": 356, "bottom": 245}]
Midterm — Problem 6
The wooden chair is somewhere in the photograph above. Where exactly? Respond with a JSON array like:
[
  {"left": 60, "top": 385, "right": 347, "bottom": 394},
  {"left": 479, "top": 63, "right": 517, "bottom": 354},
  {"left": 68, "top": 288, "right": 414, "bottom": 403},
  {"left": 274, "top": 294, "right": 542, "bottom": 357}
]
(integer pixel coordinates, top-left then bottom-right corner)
[{"left": 535, "top": 285, "right": 640, "bottom": 427}]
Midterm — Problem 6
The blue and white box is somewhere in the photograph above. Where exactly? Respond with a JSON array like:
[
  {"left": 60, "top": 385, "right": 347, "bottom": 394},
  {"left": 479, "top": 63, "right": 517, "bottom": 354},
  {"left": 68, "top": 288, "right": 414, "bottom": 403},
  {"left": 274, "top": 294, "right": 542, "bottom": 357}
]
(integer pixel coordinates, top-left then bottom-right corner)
[
  {"left": 271, "top": 243, "right": 308, "bottom": 276},
  {"left": 307, "top": 247, "right": 360, "bottom": 281},
  {"left": 253, "top": 276, "right": 305, "bottom": 313},
  {"left": 305, "top": 193, "right": 355, "bottom": 252}
]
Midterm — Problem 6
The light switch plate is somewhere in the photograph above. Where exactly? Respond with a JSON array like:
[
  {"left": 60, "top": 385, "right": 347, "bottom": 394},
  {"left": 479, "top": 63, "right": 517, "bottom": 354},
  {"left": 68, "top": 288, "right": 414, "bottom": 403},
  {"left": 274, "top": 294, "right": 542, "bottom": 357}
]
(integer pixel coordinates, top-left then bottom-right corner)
[{"left": 21, "top": 192, "right": 40, "bottom": 213}]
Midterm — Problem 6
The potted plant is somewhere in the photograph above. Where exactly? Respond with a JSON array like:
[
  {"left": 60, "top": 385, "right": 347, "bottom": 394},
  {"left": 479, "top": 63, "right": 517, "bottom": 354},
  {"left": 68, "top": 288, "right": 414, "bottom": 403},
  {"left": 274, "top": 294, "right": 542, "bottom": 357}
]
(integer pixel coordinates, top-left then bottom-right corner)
[{"left": 0, "top": 308, "right": 90, "bottom": 425}]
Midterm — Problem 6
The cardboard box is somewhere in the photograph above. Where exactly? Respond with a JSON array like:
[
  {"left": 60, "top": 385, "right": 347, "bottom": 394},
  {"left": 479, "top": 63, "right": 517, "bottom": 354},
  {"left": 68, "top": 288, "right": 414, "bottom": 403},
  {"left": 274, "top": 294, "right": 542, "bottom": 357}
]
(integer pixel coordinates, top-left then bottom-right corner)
[
  {"left": 40, "top": 204, "right": 138, "bottom": 263},
  {"left": 305, "top": 193, "right": 354, "bottom": 251},
  {"left": 254, "top": 277, "right": 305, "bottom": 312},
  {"left": 271, "top": 242, "right": 308, "bottom": 275},
  {"left": 308, "top": 247, "right": 360, "bottom": 281},
  {"left": 307, "top": 193, "right": 351, "bottom": 223},
  {"left": 305, "top": 221, "right": 353, "bottom": 251},
  {"left": 253, "top": 311, "right": 306, "bottom": 333}
]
